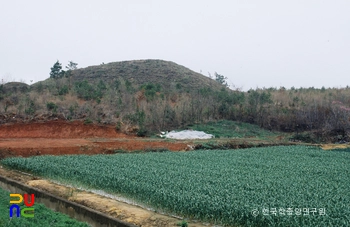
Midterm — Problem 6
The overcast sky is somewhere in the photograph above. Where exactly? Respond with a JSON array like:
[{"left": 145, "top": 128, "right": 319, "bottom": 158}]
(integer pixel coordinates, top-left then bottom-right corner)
[{"left": 1, "top": 1, "right": 349, "bottom": 90}]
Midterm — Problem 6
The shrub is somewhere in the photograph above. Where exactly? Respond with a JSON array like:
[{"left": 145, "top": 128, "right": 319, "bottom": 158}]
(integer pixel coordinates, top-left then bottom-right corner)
[
  {"left": 144, "top": 148, "right": 169, "bottom": 152},
  {"left": 125, "top": 79, "right": 133, "bottom": 92},
  {"left": 136, "top": 128, "right": 148, "bottom": 137},
  {"left": 46, "top": 102, "right": 58, "bottom": 112},
  {"left": 69, "top": 105, "right": 75, "bottom": 116},
  {"left": 176, "top": 83, "right": 182, "bottom": 89},
  {"left": 36, "top": 82, "right": 44, "bottom": 93},
  {"left": 140, "top": 83, "right": 161, "bottom": 100},
  {"left": 25, "top": 100, "right": 36, "bottom": 115},
  {"left": 58, "top": 85, "right": 69, "bottom": 95},
  {"left": 114, "top": 79, "right": 120, "bottom": 90},
  {"left": 74, "top": 80, "right": 96, "bottom": 101},
  {"left": 116, "top": 121, "right": 122, "bottom": 131},
  {"left": 177, "top": 220, "right": 188, "bottom": 227},
  {"left": 290, "top": 132, "right": 318, "bottom": 143},
  {"left": 113, "top": 149, "right": 127, "bottom": 153}
]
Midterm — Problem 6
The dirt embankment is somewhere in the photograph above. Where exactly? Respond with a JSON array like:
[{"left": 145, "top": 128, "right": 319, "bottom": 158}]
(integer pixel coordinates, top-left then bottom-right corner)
[
  {"left": 0, "top": 120, "right": 191, "bottom": 159},
  {"left": 0, "top": 120, "right": 128, "bottom": 138}
]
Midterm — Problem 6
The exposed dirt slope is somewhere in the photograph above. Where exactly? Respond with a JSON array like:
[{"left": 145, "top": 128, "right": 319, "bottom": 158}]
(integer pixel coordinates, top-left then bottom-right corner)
[
  {"left": 0, "top": 120, "right": 191, "bottom": 159},
  {"left": 0, "top": 120, "right": 128, "bottom": 138},
  {"left": 0, "top": 138, "right": 190, "bottom": 158}
]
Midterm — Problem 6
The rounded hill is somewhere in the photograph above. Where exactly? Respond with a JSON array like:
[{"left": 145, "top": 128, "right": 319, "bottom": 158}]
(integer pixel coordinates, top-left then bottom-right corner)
[
  {"left": 1, "top": 82, "right": 29, "bottom": 93},
  {"left": 71, "top": 59, "right": 226, "bottom": 92}
]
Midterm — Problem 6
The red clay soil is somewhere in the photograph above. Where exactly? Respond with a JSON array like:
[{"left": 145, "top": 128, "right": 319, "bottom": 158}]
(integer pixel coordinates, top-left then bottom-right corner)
[
  {"left": 0, "top": 120, "right": 129, "bottom": 138},
  {"left": 0, "top": 120, "right": 190, "bottom": 158}
]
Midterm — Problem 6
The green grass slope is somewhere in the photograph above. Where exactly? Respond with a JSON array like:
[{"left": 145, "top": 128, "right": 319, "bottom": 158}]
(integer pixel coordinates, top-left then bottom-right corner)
[{"left": 187, "top": 120, "right": 276, "bottom": 138}]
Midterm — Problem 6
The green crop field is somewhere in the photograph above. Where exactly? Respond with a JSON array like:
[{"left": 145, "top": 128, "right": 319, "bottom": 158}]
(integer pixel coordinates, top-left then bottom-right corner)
[
  {"left": 0, "top": 187, "right": 89, "bottom": 227},
  {"left": 1, "top": 146, "right": 349, "bottom": 226}
]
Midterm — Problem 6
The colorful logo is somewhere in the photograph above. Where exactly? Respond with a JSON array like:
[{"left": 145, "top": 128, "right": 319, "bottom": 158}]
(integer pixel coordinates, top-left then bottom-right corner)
[{"left": 9, "top": 194, "right": 35, "bottom": 218}]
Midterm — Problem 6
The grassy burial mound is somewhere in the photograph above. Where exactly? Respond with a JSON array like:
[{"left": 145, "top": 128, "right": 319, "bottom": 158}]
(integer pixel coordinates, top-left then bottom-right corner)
[{"left": 70, "top": 59, "right": 224, "bottom": 92}]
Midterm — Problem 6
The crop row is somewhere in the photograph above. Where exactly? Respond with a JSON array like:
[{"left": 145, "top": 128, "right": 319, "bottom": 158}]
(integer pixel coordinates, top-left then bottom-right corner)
[{"left": 1, "top": 146, "right": 349, "bottom": 226}]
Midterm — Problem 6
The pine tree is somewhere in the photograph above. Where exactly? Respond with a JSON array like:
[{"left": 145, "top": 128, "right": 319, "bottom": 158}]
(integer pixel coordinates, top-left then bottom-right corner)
[
  {"left": 66, "top": 61, "right": 78, "bottom": 71},
  {"left": 50, "top": 61, "right": 63, "bottom": 79},
  {"left": 215, "top": 72, "right": 229, "bottom": 87}
]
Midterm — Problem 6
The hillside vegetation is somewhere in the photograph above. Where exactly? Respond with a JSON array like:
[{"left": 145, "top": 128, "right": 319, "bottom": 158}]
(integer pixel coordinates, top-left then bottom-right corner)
[{"left": 0, "top": 59, "right": 349, "bottom": 142}]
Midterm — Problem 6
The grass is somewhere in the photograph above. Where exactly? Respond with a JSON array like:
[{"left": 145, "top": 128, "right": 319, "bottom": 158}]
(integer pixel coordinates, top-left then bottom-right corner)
[
  {"left": 71, "top": 59, "right": 224, "bottom": 92},
  {"left": 188, "top": 120, "right": 277, "bottom": 138},
  {"left": 0, "top": 187, "right": 89, "bottom": 227},
  {"left": 1, "top": 146, "right": 349, "bottom": 226}
]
